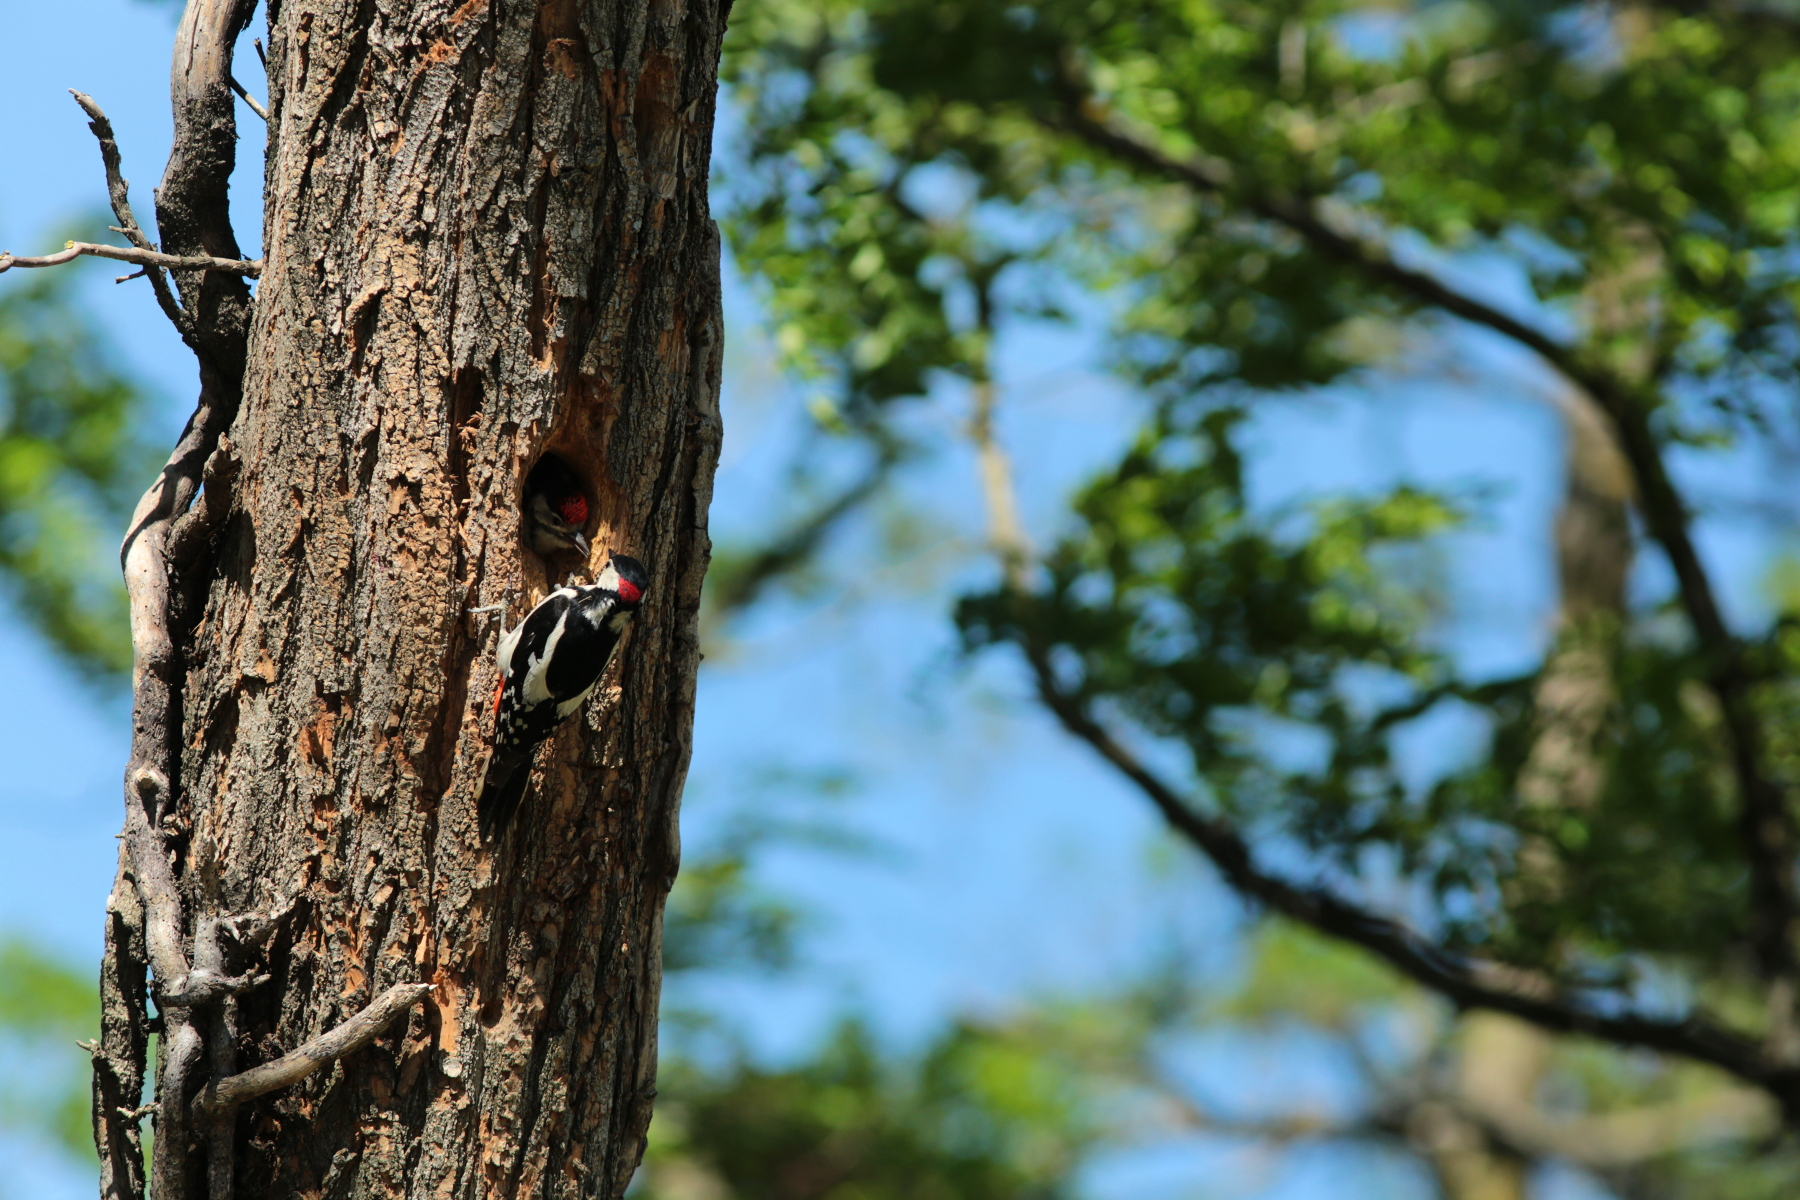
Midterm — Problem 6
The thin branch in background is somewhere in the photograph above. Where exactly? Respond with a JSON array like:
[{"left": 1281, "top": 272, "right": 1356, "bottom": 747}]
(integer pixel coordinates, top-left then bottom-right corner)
[
  {"left": 969, "top": 378, "right": 1031, "bottom": 590},
  {"left": 707, "top": 445, "right": 900, "bottom": 616},
  {"left": 0, "top": 242, "right": 262, "bottom": 278},
  {"left": 1044, "top": 69, "right": 1800, "bottom": 1028},
  {"left": 948, "top": 265, "right": 1800, "bottom": 1126},
  {"left": 1023, "top": 650, "right": 1800, "bottom": 1118},
  {"left": 1457, "top": 1075, "right": 1775, "bottom": 1169},
  {"left": 227, "top": 75, "right": 268, "bottom": 121}
]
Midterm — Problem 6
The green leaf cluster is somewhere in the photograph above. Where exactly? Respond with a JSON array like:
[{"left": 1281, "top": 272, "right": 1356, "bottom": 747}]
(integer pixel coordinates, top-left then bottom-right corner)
[
  {"left": 641, "top": 1021, "right": 1091, "bottom": 1200},
  {"left": 0, "top": 937, "right": 98, "bottom": 1161},
  {"left": 0, "top": 245, "right": 159, "bottom": 678},
  {"left": 721, "top": 0, "right": 1800, "bottom": 998}
]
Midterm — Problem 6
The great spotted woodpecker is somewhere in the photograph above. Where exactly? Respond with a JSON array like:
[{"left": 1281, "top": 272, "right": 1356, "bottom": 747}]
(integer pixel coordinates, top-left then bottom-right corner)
[
  {"left": 524, "top": 454, "right": 592, "bottom": 560},
  {"left": 478, "top": 552, "right": 650, "bottom": 838}
]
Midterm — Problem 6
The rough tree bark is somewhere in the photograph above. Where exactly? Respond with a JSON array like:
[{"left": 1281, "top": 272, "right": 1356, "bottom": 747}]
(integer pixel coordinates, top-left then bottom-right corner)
[{"left": 88, "top": 0, "right": 725, "bottom": 1195}]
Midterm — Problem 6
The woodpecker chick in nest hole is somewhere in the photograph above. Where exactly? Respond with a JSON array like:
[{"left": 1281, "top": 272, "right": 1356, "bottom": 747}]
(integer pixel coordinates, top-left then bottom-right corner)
[{"left": 524, "top": 453, "right": 591, "bottom": 560}]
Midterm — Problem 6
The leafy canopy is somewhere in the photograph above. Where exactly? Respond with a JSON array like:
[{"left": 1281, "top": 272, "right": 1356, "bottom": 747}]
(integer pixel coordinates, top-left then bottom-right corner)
[{"left": 720, "top": 0, "right": 1800, "bottom": 1044}]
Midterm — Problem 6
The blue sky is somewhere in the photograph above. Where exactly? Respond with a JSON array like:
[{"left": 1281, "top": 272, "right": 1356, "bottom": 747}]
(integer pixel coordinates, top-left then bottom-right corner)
[{"left": 3, "top": 3, "right": 1795, "bottom": 1198}]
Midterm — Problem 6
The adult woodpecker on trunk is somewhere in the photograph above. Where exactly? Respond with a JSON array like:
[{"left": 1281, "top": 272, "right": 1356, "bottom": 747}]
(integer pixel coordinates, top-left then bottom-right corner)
[{"left": 478, "top": 552, "right": 650, "bottom": 838}]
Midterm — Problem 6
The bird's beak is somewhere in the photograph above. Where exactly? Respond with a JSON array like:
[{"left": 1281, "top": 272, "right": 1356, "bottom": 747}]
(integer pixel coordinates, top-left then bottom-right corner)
[{"left": 571, "top": 531, "right": 591, "bottom": 557}]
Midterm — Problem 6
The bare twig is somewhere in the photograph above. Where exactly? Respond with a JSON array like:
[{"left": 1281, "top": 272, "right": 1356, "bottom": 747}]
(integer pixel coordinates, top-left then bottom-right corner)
[
  {"left": 227, "top": 75, "right": 268, "bottom": 121},
  {"left": 67, "top": 91, "right": 191, "bottom": 337},
  {"left": 0, "top": 242, "right": 261, "bottom": 277},
  {"left": 194, "top": 984, "right": 436, "bottom": 1117},
  {"left": 1045, "top": 71, "right": 1800, "bottom": 1021}
]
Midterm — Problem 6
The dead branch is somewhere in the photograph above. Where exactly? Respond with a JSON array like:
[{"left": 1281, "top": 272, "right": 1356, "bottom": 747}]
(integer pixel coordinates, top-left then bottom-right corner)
[
  {"left": 93, "top": 850, "right": 149, "bottom": 1200},
  {"left": 194, "top": 984, "right": 437, "bottom": 1117},
  {"left": 122, "top": 769, "right": 191, "bottom": 989},
  {"left": 92, "top": 3, "right": 261, "bottom": 1196},
  {"left": 226, "top": 75, "right": 267, "bottom": 121},
  {"left": 67, "top": 90, "right": 192, "bottom": 336},
  {"left": 0, "top": 242, "right": 261, "bottom": 278},
  {"left": 168, "top": 437, "right": 241, "bottom": 567}
]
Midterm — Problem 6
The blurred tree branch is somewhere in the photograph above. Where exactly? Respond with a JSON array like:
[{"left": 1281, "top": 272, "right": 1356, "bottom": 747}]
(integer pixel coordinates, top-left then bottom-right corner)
[
  {"left": 1044, "top": 48, "right": 1800, "bottom": 1029},
  {"left": 705, "top": 433, "right": 905, "bottom": 617}
]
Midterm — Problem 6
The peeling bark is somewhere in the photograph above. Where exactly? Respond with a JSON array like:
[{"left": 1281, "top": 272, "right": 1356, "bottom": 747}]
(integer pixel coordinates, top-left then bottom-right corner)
[{"left": 125, "top": 0, "right": 724, "bottom": 1193}]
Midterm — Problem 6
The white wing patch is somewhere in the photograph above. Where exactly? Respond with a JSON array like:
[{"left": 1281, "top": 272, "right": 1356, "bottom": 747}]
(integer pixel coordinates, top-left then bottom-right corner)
[
  {"left": 521, "top": 609, "right": 570, "bottom": 705},
  {"left": 496, "top": 621, "right": 525, "bottom": 676},
  {"left": 496, "top": 587, "right": 578, "bottom": 681}
]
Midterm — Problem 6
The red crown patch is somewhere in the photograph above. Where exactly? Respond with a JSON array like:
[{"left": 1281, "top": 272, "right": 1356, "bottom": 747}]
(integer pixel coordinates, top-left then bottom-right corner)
[{"left": 557, "top": 494, "right": 588, "bottom": 528}]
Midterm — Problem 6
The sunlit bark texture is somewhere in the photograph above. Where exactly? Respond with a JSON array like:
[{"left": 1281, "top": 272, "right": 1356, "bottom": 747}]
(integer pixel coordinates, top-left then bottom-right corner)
[{"left": 164, "top": 0, "right": 723, "bottom": 1192}]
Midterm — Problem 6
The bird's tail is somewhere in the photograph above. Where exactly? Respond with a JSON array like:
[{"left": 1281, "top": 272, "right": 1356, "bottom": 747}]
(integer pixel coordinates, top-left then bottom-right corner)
[{"left": 478, "top": 746, "right": 534, "bottom": 840}]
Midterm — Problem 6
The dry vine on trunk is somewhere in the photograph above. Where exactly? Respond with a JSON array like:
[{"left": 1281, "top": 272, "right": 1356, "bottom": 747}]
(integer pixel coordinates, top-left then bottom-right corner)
[{"left": 10, "top": 0, "right": 727, "bottom": 1196}]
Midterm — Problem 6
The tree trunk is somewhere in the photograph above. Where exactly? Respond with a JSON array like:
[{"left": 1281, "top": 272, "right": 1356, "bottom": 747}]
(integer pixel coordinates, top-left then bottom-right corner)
[
  {"left": 1432, "top": 388, "right": 1633, "bottom": 1200},
  {"left": 127, "top": 0, "right": 724, "bottom": 1193}
]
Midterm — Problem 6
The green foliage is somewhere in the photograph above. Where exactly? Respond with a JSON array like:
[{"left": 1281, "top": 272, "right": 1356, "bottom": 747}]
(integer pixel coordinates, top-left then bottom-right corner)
[
  {"left": 1214, "top": 921, "right": 1407, "bottom": 1030},
  {"left": 0, "top": 242, "right": 159, "bottom": 678},
  {"left": 664, "top": 842, "right": 803, "bottom": 975},
  {"left": 955, "top": 410, "right": 1491, "bottom": 895},
  {"left": 719, "top": 0, "right": 1800, "bottom": 1187},
  {"left": 0, "top": 937, "right": 98, "bottom": 1161},
  {"left": 641, "top": 1022, "right": 1090, "bottom": 1200},
  {"left": 721, "top": 0, "right": 1800, "bottom": 983}
]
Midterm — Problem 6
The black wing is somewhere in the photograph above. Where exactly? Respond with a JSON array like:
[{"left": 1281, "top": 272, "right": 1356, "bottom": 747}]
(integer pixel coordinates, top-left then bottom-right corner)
[{"left": 542, "top": 598, "right": 622, "bottom": 705}]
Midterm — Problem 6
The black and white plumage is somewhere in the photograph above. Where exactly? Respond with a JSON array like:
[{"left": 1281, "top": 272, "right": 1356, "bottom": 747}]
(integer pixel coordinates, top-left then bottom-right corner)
[{"left": 478, "top": 553, "right": 650, "bottom": 838}]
